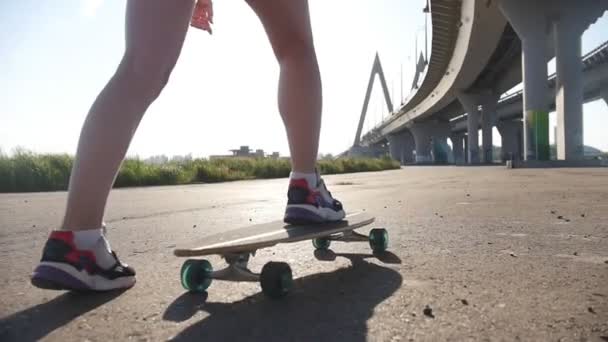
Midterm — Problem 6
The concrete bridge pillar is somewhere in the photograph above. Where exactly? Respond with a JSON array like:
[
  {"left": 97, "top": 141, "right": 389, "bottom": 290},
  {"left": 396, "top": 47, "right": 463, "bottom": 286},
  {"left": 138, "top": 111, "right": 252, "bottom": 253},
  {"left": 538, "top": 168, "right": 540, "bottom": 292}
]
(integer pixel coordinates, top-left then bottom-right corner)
[
  {"left": 457, "top": 92, "right": 482, "bottom": 164},
  {"left": 458, "top": 91, "right": 501, "bottom": 164},
  {"left": 553, "top": 1, "right": 605, "bottom": 160},
  {"left": 450, "top": 134, "right": 466, "bottom": 165},
  {"left": 387, "top": 130, "right": 415, "bottom": 165},
  {"left": 499, "top": 0, "right": 607, "bottom": 161},
  {"left": 411, "top": 121, "right": 452, "bottom": 164},
  {"left": 463, "top": 134, "right": 469, "bottom": 164},
  {"left": 457, "top": 90, "right": 498, "bottom": 164},
  {"left": 409, "top": 122, "right": 434, "bottom": 163},
  {"left": 431, "top": 121, "right": 452, "bottom": 164},
  {"left": 387, "top": 134, "right": 401, "bottom": 162},
  {"left": 401, "top": 131, "right": 415, "bottom": 164},
  {"left": 481, "top": 93, "right": 500, "bottom": 164},
  {"left": 497, "top": 120, "right": 523, "bottom": 162},
  {"left": 371, "top": 142, "right": 388, "bottom": 158},
  {"left": 498, "top": 1, "right": 550, "bottom": 161}
]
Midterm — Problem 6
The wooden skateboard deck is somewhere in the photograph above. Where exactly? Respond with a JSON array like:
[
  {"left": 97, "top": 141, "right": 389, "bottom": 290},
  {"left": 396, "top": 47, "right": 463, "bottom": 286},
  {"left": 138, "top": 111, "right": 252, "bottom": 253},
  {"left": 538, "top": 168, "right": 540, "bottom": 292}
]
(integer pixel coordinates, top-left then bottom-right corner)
[
  {"left": 174, "top": 212, "right": 375, "bottom": 257},
  {"left": 173, "top": 211, "right": 388, "bottom": 299}
]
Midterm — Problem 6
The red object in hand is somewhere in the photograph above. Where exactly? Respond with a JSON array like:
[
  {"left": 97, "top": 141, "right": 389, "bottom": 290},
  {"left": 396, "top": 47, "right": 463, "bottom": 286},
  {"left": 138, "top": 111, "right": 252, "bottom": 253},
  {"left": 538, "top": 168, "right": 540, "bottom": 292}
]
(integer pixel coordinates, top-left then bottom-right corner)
[{"left": 191, "top": 0, "right": 213, "bottom": 34}]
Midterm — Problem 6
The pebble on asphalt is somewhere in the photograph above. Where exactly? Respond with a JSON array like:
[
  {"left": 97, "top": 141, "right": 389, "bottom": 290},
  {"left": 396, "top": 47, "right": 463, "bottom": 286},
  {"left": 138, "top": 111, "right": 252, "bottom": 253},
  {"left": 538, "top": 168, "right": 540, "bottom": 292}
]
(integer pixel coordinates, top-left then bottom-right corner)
[
  {"left": 461, "top": 299, "right": 469, "bottom": 305},
  {"left": 423, "top": 305, "right": 435, "bottom": 318}
]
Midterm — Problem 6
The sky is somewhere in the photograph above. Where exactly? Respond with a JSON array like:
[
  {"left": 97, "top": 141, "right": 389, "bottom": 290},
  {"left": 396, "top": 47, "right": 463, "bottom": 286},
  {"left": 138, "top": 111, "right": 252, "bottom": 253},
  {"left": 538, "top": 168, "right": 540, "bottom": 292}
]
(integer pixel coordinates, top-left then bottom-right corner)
[{"left": 1, "top": 1, "right": 607, "bottom": 159}]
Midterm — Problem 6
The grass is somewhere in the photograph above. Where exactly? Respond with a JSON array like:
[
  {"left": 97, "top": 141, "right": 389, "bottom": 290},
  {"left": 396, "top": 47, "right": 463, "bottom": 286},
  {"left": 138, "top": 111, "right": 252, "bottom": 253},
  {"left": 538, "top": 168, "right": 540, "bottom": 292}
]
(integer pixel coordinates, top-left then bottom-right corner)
[{"left": 0, "top": 150, "right": 400, "bottom": 193}]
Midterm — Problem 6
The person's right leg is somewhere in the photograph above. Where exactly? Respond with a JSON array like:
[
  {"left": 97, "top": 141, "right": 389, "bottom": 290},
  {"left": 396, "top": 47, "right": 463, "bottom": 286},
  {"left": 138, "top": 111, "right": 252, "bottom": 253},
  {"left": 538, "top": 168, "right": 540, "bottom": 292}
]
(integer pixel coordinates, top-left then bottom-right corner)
[
  {"left": 245, "top": 0, "right": 345, "bottom": 224},
  {"left": 31, "top": 0, "right": 195, "bottom": 291}
]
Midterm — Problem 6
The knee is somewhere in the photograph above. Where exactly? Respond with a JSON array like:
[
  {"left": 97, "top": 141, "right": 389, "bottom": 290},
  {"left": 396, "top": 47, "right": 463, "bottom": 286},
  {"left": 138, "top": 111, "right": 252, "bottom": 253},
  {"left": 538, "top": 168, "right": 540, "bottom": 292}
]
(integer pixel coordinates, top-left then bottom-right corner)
[
  {"left": 115, "top": 53, "right": 175, "bottom": 101},
  {"left": 273, "top": 35, "right": 317, "bottom": 66}
]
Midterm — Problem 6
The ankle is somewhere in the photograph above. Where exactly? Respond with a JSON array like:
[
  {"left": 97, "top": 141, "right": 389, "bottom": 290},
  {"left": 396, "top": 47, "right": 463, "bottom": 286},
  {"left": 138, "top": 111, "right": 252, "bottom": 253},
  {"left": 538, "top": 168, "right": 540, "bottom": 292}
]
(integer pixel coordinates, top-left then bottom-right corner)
[{"left": 290, "top": 171, "right": 319, "bottom": 188}]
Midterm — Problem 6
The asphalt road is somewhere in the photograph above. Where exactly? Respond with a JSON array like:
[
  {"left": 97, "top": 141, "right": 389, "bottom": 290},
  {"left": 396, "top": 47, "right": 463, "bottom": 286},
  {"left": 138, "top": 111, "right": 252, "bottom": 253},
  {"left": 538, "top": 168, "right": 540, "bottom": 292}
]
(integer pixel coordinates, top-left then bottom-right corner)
[{"left": 1, "top": 166, "right": 607, "bottom": 341}]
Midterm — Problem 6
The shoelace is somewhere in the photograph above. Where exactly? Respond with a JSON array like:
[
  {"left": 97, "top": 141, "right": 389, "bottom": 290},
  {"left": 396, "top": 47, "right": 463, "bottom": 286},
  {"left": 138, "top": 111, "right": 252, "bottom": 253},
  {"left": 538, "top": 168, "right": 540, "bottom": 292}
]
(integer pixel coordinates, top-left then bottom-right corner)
[
  {"left": 319, "top": 179, "right": 333, "bottom": 198},
  {"left": 101, "top": 223, "right": 128, "bottom": 269}
]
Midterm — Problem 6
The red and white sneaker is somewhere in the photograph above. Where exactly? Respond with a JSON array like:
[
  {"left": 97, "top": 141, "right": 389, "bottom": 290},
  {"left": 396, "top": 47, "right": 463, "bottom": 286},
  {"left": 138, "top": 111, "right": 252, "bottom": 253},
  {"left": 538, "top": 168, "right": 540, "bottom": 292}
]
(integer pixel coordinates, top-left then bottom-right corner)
[
  {"left": 31, "top": 231, "right": 135, "bottom": 291},
  {"left": 284, "top": 175, "right": 346, "bottom": 224}
]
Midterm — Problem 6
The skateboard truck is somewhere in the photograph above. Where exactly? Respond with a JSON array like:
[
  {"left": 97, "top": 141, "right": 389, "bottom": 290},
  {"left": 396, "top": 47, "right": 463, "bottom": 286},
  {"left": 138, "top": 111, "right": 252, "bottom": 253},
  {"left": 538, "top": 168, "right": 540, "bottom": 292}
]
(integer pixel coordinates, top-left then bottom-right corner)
[
  {"left": 312, "top": 229, "right": 388, "bottom": 252},
  {"left": 213, "top": 253, "right": 259, "bottom": 282},
  {"left": 180, "top": 251, "right": 293, "bottom": 299}
]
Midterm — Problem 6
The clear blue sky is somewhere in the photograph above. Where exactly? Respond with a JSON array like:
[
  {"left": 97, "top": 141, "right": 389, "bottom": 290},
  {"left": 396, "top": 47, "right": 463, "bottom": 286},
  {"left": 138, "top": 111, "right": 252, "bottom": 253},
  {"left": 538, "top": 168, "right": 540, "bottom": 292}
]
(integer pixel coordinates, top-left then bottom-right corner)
[{"left": 1, "top": 1, "right": 606, "bottom": 158}]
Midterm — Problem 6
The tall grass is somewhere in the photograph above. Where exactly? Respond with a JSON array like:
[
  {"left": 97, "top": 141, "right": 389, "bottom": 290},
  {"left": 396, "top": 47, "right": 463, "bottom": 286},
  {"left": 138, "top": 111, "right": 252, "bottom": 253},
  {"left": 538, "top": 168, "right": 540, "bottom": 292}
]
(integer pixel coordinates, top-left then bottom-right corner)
[
  {"left": 0, "top": 151, "right": 399, "bottom": 193},
  {"left": 0, "top": 150, "right": 73, "bottom": 192}
]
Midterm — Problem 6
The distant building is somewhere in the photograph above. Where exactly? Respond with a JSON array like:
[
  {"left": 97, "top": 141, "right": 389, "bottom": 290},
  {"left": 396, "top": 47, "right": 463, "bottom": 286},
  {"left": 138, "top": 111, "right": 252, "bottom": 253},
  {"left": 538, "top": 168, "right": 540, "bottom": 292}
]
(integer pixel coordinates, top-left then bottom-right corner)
[
  {"left": 210, "top": 146, "right": 280, "bottom": 159},
  {"left": 170, "top": 154, "right": 192, "bottom": 163},
  {"left": 145, "top": 155, "right": 169, "bottom": 165},
  {"left": 229, "top": 146, "right": 253, "bottom": 157}
]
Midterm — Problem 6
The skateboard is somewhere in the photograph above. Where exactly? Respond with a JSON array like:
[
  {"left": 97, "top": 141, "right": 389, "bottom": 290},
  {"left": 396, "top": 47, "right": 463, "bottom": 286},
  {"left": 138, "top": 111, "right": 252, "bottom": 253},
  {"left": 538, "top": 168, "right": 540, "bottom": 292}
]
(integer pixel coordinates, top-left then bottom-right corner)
[{"left": 173, "top": 212, "right": 388, "bottom": 299}]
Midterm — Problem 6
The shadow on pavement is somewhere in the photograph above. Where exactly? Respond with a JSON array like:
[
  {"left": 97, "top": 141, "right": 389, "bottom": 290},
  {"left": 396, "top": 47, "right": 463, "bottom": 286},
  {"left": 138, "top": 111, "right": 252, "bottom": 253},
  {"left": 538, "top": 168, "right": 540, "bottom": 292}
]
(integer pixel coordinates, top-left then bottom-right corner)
[
  {"left": 164, "top": 254, "right": 402, "bottom": 341},
  {"left": 0, "top": 290, "right": 126, "bottom": 342},
  {"left": 313, "top": 249, "right": 402, "bottom": 264}
]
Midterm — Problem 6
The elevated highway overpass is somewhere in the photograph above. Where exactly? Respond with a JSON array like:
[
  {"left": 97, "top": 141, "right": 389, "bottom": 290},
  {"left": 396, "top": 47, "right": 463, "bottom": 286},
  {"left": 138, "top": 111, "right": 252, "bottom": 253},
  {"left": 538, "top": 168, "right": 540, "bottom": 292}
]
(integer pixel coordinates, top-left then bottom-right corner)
[
  {"left": 352, "top": 0, "right": 607, "bottom": 166},
  {"left": 451, "top": 40, "right": 608, "bottom": 162}
]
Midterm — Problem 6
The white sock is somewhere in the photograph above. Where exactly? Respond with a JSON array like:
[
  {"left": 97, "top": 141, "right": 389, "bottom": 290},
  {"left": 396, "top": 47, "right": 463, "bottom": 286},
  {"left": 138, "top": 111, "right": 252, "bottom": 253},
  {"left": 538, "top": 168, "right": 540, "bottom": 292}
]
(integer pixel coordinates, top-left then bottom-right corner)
[
  {"left": 290, "top": 171, "right": 318, "bottom": 188},
  {"left": 72, "top": 228, "right": 115, "bottom": 269},
  {"left": 73, "top": 228, "right": 103, "bottom": 248}
]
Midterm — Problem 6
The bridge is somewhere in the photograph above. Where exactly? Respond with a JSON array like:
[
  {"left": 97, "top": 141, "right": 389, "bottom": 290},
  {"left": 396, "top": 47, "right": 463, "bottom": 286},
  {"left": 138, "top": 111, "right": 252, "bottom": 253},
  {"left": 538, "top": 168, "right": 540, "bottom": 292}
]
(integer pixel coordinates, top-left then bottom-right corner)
[
  {"left": 350, "top": 0, "right": 608, "bottom": 166},
  {"left": 450, "top": 41, "right": 608, "bottom": 163}
]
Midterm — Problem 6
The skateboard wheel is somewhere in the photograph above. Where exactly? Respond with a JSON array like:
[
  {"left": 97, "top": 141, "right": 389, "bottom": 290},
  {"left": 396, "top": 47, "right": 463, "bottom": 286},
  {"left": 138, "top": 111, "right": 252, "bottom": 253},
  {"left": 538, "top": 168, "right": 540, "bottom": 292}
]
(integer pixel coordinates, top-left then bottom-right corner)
[
  {"left": 260, "top": 262, "right": 293, "bottom": 299},
  {"left": 312, "top": 237, "right": 331, "bottom": 250},
  {"left": 180, "top": 259, "right": 213, "bottom": 292},
  {"left": 369, "top": 228, "right": 389, "bottom": 253}
]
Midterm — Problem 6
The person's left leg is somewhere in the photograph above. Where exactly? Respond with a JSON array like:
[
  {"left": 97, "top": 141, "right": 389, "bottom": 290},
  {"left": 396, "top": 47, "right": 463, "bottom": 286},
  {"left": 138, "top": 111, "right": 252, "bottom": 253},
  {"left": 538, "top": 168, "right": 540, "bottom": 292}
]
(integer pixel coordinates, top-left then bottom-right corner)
[
  {"left": 246, "top": 0, "right": 345, "bottom": 223},
  {"left": 31, "top": 0, "right": 196, "bottom": 292}
]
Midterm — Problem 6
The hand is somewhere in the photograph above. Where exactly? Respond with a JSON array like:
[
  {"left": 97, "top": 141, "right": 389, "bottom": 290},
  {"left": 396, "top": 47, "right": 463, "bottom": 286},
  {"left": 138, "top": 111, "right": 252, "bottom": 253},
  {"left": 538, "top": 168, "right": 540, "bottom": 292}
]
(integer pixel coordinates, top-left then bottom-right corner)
[{"left": 191, "top": 0, "right": 213, "bottom": 34}]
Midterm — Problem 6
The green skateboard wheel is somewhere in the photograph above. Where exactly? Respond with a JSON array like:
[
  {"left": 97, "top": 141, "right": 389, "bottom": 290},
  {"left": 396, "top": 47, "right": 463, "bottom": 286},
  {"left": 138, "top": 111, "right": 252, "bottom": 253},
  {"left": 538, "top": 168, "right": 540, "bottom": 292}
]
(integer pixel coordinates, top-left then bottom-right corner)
[
  {"left": 260, "top": 261, "right": 293, "bottom": 299},
  {"left": 312, "top": 237, "right": 331, "bottom": 250},
  {"left": 369, "top": 228, "right": 389, "bottom": 253},
  {"left": 180, "top": 259, "right": 213, "bottom": 292}
]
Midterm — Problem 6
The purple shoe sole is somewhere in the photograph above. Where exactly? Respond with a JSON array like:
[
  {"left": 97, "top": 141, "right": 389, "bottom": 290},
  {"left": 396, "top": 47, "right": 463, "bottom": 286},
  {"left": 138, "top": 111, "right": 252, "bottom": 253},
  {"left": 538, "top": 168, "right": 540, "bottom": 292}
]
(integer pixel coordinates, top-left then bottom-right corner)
[
  {"left": 31, "top": 265, "right": 90, "bottom": 291},
  {"left": 284, "top": 207, "right": 326, "bottom": 225}
]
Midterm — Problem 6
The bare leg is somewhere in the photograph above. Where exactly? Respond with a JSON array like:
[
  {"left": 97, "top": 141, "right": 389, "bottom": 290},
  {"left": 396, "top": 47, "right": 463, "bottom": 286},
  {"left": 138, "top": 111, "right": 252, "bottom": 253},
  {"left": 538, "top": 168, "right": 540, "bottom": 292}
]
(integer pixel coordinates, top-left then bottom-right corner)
[
  {"left": 246, "top": 0, "right": 321, "bottom": 173},
  {"left": 61, "top": 0, "right": 195, "bottom": 231},
  {"left": 247, "top": 0, "right": 345, "bottom": 224}
]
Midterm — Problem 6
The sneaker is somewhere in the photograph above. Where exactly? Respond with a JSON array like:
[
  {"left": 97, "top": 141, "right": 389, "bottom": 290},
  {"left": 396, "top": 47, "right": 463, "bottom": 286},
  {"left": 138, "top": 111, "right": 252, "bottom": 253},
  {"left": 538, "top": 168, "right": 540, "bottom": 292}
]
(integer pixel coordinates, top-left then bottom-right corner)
[
  {"left": 284, "top": 176, "right": 346, "bottom": 224},
  {"left": 31, "top": 231, "right": 135, "bottom": 291}
]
